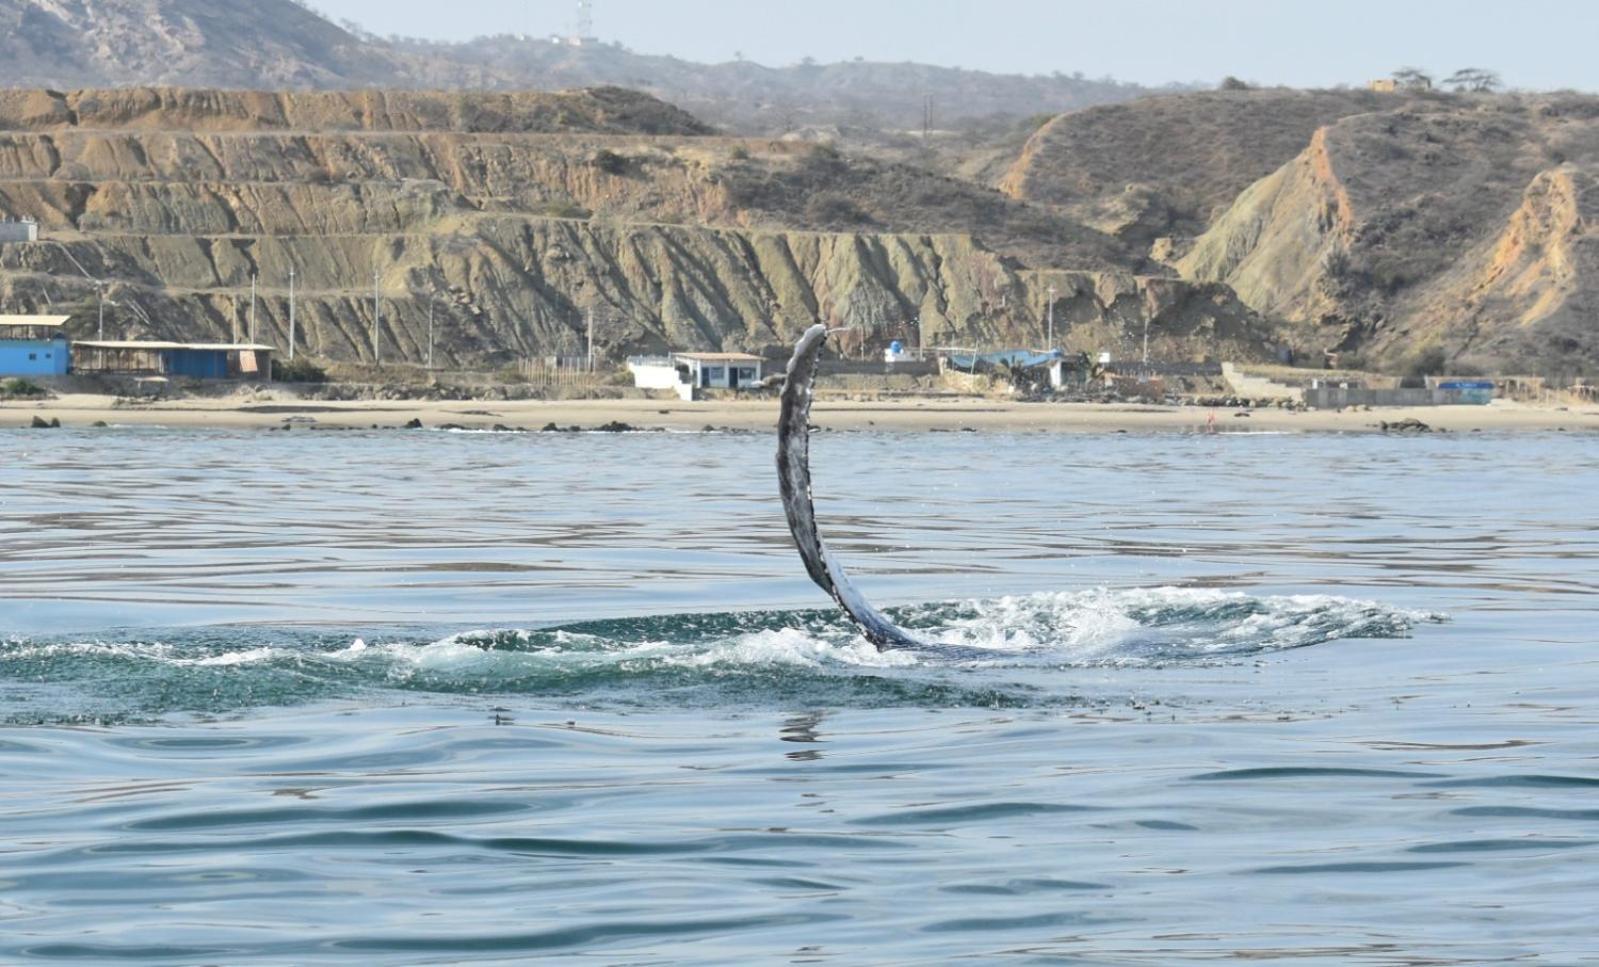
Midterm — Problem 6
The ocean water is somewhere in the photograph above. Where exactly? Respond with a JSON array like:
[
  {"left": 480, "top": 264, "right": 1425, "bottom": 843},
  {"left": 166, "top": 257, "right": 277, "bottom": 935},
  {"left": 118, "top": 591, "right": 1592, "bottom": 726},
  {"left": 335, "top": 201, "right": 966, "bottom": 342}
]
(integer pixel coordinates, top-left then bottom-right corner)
[{"left": 1, "top": 426, "right": 1596, "bottom": 964}]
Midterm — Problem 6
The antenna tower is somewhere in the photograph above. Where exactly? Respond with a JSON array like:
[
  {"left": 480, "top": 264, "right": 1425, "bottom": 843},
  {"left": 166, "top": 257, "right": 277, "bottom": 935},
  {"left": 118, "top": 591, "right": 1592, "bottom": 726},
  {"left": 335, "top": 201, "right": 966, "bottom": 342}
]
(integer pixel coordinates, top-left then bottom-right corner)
[{"left": 576, "top": 0, "right": 593, "bottom": 39}]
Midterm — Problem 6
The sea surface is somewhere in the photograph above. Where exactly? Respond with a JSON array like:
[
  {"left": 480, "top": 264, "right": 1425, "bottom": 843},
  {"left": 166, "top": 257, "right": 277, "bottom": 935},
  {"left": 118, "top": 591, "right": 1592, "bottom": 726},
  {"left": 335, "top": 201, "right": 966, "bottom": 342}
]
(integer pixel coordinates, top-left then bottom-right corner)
[{"left": 1, "top": 425, "right": 1596, "bottom": 964}]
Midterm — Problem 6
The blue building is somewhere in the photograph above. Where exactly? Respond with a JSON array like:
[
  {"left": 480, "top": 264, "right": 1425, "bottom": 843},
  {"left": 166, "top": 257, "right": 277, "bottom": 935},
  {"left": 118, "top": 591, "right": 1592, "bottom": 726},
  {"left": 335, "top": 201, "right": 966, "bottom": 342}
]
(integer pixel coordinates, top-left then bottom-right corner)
[{"left": 0, "top": 315, "right": 71, "bottom": 377}]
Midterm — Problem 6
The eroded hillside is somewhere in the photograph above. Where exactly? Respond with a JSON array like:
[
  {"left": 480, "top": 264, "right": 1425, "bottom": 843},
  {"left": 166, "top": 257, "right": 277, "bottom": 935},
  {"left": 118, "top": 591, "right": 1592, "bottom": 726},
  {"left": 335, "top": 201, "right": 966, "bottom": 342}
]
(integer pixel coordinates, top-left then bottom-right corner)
[
  {"left": 0, "top": 87, "right": 1277, "bottom": 368},
  {"left": 1177, "top": 93, "right": 1599, "bottom": 372},
  {"left": 998, "top": 89, "right": 1412, "bottom": 248}
]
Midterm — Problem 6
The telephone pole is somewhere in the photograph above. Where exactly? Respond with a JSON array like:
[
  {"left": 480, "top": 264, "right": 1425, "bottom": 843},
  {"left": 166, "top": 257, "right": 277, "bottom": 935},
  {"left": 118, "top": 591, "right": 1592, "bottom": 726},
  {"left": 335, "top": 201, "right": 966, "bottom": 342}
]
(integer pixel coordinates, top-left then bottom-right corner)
[
  {"left": 1046, "top": 284, "right": 1056, "bottom": 350},
  {"left": 372, "top": 268, "right": 382, "bottom": 366},
  {"left": 586, "top": 307, "right": 595, "bottom": 370},
  {"left": 248, "top": 273, "right": 257, "bottom": 343},
  {"left": 288, "top": 265, "right": 296, "bottom": 362}
]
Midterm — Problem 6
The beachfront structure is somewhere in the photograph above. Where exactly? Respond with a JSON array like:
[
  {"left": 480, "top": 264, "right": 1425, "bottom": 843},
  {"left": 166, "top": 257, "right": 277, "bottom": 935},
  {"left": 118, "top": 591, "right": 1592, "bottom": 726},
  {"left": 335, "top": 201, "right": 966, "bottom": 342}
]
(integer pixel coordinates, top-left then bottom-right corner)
[
  {"left": 628, "top": 351, "right": 765, "bottom": 398},
  {"left": 0, "top": 315, "right": 71, "bottom": 377},
  {"left": 674, "top": 352, "right": 764, "bottom": 390},
  {"left": 73, "top": 341, "right": 275, "bottom": 380},
  {"left": 0, "top": 218, "right": 39, "bottom": 243}
]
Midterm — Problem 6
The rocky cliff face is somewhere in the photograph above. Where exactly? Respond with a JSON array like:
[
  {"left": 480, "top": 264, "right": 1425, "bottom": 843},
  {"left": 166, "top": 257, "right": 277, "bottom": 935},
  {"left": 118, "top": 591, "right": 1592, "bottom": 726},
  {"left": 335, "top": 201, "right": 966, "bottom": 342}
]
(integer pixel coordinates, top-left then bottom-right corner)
[
  {"left": 0, "top": 87, "right": 1278, "bottom": 368},
  {"left": 1176, "top": 94, "right": 1599, "bottom": 372}
]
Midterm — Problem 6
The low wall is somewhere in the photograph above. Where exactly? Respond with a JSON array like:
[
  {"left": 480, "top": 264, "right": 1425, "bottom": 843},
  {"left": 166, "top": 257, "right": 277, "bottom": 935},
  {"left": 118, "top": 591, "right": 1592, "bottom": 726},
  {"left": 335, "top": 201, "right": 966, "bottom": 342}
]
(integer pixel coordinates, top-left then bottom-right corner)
[{"left": 1306, "top": 385, "right": 1494, "bottom": 408}]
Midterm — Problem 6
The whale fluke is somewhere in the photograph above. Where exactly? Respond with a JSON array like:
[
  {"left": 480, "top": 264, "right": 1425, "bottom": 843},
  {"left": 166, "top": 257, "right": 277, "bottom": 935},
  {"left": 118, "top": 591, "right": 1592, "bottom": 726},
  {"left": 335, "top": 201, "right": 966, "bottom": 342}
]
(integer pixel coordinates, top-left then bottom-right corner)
[{"left": 777, "top": 324, "right": 922, "bottom": 650}]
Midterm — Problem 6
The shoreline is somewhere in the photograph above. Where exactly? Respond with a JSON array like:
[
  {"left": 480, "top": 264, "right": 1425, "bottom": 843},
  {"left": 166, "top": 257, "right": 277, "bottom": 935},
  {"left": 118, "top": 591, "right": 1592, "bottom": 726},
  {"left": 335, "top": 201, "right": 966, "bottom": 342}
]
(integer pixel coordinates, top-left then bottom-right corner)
[{"left": 4, "top": 393, "right": 1598, "bottom": 434}]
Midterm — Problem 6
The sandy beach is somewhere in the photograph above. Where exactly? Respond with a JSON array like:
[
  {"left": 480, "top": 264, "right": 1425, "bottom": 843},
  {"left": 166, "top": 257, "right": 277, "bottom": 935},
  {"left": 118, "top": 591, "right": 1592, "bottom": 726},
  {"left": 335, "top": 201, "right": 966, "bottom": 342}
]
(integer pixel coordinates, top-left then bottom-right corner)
[{"left": 3, "top": 392, "right": 1597, "bottom": 433}]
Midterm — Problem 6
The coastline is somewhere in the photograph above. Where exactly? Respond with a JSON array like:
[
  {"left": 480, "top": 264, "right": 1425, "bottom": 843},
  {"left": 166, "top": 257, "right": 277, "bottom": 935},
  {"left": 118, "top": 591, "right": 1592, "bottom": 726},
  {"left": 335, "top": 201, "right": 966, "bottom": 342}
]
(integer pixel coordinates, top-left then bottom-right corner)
[{"left": 4, "top": 393, "right": 1598, "bottom": 433}]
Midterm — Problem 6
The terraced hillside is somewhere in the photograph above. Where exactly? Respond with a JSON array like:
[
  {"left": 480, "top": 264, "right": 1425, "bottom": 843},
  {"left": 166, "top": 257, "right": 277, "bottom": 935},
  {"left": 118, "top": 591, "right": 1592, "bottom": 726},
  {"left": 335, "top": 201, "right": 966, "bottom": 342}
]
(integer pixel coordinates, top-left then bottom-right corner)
[{"left": 0, "top": 87, "right": 1281, "bottom": 368}]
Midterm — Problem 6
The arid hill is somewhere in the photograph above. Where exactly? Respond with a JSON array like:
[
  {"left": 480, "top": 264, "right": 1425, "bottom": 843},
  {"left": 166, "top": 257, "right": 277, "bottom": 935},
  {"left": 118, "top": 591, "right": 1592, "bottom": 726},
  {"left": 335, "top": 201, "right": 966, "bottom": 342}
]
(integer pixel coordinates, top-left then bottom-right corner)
[
  {"left": 998, "top": 88, "right": 1426, "bottom": 248},
  {"left": 0, "top": 0, "right": 1161, "bottom": 133},
  {"left": 1176, "top": 92, "right": 1599, "bottom": 373},
  {"left": 0, "top": 87, "right": 1278, "bottom": 368},
  {"left": 995, "top": 87, "right": 1599, "bottom": 374}
]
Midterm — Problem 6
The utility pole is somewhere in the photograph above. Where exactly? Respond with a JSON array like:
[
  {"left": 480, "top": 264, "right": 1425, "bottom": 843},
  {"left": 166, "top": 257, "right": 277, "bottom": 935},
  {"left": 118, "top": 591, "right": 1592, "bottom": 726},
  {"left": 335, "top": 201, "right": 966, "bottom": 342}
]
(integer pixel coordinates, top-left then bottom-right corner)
[
  {"left": 1046, "top": 284, "right": 1056, "bottom": 350},
  {"left": 248, "top": 273, "right": 257, "bottom": 343},
  {"left": 586, "top": 307, "right": 595, "bottom": 370},
  {"left": 288, "top": 265, "right": 296, "bottom": 362},
  {"left": 96, "top": 281, "right": 105, "bottom": 340},
  {"left": 372, "top": 268, "right": 381, "bottom": 366},
  {"left": 427, "top": 293, "right": 436, "bottom": 370},
  {"left": 1142, "top": 317, "right": 1150, "bottom": 366}
]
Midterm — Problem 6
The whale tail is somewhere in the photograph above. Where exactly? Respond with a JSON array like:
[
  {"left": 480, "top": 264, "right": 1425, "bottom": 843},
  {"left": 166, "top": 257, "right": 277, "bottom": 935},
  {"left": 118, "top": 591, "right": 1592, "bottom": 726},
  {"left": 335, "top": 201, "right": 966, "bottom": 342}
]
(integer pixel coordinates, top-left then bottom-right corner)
[{"left": 776, "top": 324, "right": 922, "bottom": 650}]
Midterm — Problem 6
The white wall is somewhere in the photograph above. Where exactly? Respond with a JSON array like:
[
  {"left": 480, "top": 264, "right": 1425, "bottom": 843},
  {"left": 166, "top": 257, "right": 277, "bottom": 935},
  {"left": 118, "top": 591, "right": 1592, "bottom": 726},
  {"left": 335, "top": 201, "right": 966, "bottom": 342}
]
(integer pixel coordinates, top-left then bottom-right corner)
[{"left": 628, "top": 361, "right": 682, "bottom": 390}]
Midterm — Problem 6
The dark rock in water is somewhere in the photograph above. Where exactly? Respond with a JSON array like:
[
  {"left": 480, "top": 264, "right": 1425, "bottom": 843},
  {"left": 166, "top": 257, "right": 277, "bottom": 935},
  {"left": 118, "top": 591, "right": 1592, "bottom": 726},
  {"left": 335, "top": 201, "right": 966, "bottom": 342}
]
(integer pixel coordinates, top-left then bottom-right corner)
[
  {"left": 30, "top": 416, "right": 51, "bottom": 428},
  {"left": 92, "top": 420, "right": 108, "bottom": 428},
  {"left": 541, "top": 422, "right": 560, "bottom": 432},
  {"left": 491, "top": 424, "right": 515, "bottom": 433},
  {"left": 439, "top": 423, "right": 466, "bottom": 431},
  {"left": 703, "top": 424, "right": 717, "bottom": 433},
  {"left": 596, "top": 421, "right": 634, "bottom": 432},
  {"left": 1379, "top": 418, "right": 1432, "bottom": 433},
  {"left": 404, "top": 418, "right": 424, "bottom": 429}
]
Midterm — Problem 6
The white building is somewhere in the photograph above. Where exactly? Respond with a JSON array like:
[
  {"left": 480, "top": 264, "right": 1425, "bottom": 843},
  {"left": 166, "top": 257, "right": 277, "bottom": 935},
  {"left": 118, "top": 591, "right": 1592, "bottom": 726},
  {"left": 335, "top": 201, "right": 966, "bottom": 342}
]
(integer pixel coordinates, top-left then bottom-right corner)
[
  {"left": 674, "top": 352, "right": 764, "bottom": 390},
  {"left": 628, "top": 351, "right": 766, "bottom": 400},
  {"left": 0, "top": 218, "right": 39, "bottom": 243}
]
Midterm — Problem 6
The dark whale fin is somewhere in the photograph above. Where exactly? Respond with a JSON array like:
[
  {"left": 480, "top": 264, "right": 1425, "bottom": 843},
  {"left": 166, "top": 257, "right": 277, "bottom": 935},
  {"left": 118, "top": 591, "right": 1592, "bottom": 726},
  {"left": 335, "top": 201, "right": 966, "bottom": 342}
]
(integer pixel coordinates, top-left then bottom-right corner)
[{"left": 777, "top": 324, "right": 922, "bottom": 650}]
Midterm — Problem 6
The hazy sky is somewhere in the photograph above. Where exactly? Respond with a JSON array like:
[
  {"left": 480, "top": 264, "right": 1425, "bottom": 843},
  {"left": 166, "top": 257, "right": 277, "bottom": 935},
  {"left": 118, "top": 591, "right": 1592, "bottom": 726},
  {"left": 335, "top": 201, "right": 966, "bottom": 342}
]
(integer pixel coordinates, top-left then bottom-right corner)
[{"left": 309, "top": 0, "right": 1597, "bottom": 90}]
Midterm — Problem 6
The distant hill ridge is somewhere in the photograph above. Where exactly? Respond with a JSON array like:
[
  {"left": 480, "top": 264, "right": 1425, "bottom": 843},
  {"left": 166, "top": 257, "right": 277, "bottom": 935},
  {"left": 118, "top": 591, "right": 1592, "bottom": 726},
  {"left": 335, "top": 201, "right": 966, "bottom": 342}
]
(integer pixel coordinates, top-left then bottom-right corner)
[{"left": 0, "top": 0, "right": 1162, "bottom": 131}]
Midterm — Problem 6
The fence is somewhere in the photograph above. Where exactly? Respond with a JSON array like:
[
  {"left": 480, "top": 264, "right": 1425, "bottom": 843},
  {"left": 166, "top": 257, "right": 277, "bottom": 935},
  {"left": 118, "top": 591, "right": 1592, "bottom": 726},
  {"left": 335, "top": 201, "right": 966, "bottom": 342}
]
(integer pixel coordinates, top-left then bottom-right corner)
[
  {"left": 1305, "top": 382, "right": 1495, "bottom": 409},
  {"left": 518, "top": 355, "right": 605, "bottom": 392}
]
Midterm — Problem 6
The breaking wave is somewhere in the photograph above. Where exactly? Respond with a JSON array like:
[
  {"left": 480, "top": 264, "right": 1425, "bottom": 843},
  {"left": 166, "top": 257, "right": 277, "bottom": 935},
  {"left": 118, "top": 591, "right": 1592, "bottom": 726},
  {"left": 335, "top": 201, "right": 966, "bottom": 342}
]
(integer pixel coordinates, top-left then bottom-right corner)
[{"left": 1, "top": 588, "right": 1442, "bottom": 723}]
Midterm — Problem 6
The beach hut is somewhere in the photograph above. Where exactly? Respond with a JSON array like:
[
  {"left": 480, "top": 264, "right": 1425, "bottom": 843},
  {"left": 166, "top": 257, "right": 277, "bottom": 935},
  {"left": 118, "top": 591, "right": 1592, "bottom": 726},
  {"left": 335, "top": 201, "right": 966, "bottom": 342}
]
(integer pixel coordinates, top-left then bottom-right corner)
[
  {"left": 72, "top": 341, "right": 275, "bottom": 380},
  {"left": 0, "top": 315, "right": 71, "bottom": 377},
  {"left": 671, "top": 352, "right": 764, "bottom": 390}
]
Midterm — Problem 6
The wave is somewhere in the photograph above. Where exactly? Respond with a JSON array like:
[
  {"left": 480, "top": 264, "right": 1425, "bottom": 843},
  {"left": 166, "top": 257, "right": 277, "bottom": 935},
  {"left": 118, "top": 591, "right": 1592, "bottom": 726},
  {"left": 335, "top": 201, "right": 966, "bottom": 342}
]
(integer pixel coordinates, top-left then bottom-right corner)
[{"left": 1, "top": 588, "right": 1441, "bottom": 723}]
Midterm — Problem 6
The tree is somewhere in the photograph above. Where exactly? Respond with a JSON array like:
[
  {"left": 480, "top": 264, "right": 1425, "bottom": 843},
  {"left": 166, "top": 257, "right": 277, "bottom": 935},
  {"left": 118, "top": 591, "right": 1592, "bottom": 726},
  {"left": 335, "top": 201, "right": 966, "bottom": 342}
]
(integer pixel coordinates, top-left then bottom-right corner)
[
  {"left": 1219, "top": 75, "right": 1251, "bottom": 91},
  {"left": 1444, "top": 67, "right": 1503, "bottom": 92},
  {"left": 1391, "top": 67, "right": 1433, "bottom": 90}
]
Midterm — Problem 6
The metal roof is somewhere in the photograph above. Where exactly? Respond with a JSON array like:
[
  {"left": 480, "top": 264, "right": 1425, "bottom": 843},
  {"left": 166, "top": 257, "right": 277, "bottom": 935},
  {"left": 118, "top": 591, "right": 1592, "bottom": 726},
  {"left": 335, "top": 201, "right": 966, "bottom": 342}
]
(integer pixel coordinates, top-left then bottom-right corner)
[
  {"left": 0, "top": 315, "right": 70, "bottom": 328},
  {"left": 73, "top": 341, "right": 276, "bottom": 351},
  {"left": 672, "top": 352, "right": 764, "bottom": 363}
]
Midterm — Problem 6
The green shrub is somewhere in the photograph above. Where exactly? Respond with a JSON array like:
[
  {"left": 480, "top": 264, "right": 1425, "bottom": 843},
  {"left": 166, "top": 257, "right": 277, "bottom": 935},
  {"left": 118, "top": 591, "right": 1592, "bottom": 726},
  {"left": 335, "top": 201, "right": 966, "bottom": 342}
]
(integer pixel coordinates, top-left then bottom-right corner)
[
  {"left": 1404, "top": 346, "right": 1450, "bottom": 377},
  {"left": 0, "top": 377, "right": 47, "bottom": 398},
  {"left": 590, "top": 149, "right": 629, "bottom": 175},
  {"left": 536, "top": 200, "right": 593, "bottom": 219},
  {"left": 274, "top": 357, "right": 328, "bottom": 383}
]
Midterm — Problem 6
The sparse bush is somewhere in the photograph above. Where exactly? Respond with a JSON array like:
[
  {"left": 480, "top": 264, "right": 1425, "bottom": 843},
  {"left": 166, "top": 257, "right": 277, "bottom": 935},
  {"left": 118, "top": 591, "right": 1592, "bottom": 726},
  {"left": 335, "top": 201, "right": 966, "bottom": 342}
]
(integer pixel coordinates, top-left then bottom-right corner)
[
  {"left": 804, "top": 192, "right": 871, "bottom": 226},
  {"left": 590, "top": 149, "right": 629, "bottom": 175},
  {"left": 1404, "top": 346, "right": 1450, "bottom": 377},
  {"left": 535, "top": 200, "right": 593, "bottom": 220},
  {"left": 274, "top": 357, "right": 328, "bottom": 383},
  {"left": 1220, "top": 76, "right": 1252, "bottom": 91},
  {"left": 729, "top": 144, "right": 751, "bottom": 161},
  {"left": 0, "top": 377, "right": 47, "bottom": 398}
]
